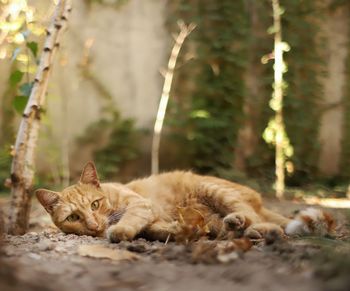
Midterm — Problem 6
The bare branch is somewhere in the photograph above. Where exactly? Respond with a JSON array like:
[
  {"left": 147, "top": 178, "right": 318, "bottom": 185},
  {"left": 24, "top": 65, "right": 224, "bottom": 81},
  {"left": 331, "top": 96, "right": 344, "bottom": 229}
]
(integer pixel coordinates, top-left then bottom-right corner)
[
  {"left": 151, "top": 22, "right": 195, "bottom": 174},
  {"left": 272, "top": 0, "right": 286, "bottom": 199}
]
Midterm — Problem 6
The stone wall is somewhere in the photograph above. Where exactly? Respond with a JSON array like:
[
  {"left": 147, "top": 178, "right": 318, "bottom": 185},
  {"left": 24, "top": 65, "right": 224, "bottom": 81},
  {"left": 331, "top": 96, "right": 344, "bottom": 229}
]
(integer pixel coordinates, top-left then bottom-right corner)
[{"left": 318, "top": 4, "right": 349, "bottom": 176}]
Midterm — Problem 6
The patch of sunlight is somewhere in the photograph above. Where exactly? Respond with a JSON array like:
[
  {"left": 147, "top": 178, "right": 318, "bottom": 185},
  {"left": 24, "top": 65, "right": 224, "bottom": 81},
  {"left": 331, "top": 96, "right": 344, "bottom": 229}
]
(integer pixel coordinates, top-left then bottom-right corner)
[
  {"left": 304, "top": 196, "right": 350, "bottom": 209},
  {"left": 0, "top": 19, "right": 23, "bottom": 32},
  {"left": 13, "top": 32, "right": 25, "bottom": 44},
  {"left": 28, "top": 23, "right": 45, "bottom": 36},
  {"left": 16, "top": 53, "right": 29, "bottom": 63},
  {"left": 190, "top": 110, "right": 211, "bottom": 119}
]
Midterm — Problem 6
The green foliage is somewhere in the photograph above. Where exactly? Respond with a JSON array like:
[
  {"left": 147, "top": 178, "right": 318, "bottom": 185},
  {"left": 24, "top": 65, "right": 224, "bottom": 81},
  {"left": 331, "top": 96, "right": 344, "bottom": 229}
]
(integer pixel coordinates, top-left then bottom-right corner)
[
  {"left": 26, "top": 41, "right": 38, "bottom": 58},
  {"left": 12, "top": 96, "right": 29, "bottom": 114},
  {"left": 241, "top": 0, "right": 275, "bottom": 176},
  {"left": 11, "top": 79, "right": 33, "bottom": 114},
  {"left": 166, "top": 0, "right": 248, "bottom": 176},
  {"left": 0, "top": 11, "right": 44, "bottom": 189},
  {"left": 165, "top": 0, "right": 331, "bottom": 185},
  {"left": 0, "top": 147, "right": 11, "bottom": 192},
  {"left": 9, "top": 70, "right": 24, "bottom": 87},
  {"left": 77, "top": 111, "right": 140, "bottom": 180},
  {"left": 282, "top": 0, "right": 324, "bottom": 182}
]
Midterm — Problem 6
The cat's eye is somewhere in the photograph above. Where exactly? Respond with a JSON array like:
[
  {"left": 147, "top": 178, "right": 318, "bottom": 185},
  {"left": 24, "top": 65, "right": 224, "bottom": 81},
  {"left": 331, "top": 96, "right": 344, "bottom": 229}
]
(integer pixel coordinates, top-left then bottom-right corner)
[
  {"left": 91, "top": 200, "right": 100, "bottom": 211},
  {"left": 66, "top": 213, "right": 80, "bottom": 222}
]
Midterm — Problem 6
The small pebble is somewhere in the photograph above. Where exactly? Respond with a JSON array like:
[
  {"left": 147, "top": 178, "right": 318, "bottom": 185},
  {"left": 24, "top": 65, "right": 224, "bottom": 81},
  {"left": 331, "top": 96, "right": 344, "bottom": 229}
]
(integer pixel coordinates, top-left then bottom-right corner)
[
  {"left": 36, "top": 239, "right": 55, "bottom": 252},
  {"left": 27, "top": 252, "right": 41, "bottom": 260},
  {"left": 127, "top": 242, "right": 147, "bottom": 253}
]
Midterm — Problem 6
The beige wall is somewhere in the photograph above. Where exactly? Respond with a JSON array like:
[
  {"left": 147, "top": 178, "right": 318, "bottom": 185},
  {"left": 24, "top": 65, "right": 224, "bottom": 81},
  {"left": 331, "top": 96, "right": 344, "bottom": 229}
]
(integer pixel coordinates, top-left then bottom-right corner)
[
  {"left": 318, "top": 5, "right": 349, "bottom": 176},
  {"left": 32, "top": 0, "right": 169, "bottom": 173},
  {"left": 49, "top": 0, "right": 168, "bottom": 136}
]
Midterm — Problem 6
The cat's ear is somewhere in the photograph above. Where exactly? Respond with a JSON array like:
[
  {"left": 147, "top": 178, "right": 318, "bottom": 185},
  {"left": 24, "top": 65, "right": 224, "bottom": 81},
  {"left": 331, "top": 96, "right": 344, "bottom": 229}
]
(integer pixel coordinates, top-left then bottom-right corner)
[
  {"left": 36, "top": 189, "right": 59, "bottom": 214},
  {"left": 79, "top": 161, "right": 100, "bottom": 187}
]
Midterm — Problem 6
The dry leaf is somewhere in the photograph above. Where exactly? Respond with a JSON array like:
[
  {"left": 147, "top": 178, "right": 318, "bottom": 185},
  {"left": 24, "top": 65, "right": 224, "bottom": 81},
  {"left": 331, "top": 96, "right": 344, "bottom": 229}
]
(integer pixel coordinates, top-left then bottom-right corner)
[
  {"left": 176, "top": 206, "right": 211, "bottom": 243},
  {"left": 177, "top": 206, "right": 206, "bottom": 228},
  {"left": 78, "top": 244, "right": 139, "bottom": 261},
  {"left": 229, "top": 237, "right": 253, "bottom": 252},
  {"left": 191, "top": 238, "right": 252, "bottom": 264}
]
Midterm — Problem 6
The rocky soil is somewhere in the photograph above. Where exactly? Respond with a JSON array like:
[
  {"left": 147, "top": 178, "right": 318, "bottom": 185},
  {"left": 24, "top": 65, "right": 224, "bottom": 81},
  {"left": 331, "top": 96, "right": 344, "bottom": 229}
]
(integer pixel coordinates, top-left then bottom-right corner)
[{"left": 1, "top": 199, "right": 349, "bottom": 291}]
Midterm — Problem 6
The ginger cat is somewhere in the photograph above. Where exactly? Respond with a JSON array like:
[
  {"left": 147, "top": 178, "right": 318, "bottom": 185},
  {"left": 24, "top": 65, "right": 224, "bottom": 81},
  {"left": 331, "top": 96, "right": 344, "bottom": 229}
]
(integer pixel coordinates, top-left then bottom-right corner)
[{"left": 36, "top": 162, "right": 335, "bottom": 243}]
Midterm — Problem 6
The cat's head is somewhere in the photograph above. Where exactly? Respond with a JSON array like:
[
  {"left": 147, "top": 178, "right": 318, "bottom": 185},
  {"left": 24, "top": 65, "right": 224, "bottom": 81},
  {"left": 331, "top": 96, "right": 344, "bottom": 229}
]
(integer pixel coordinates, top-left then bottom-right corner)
[{"left": 36, "top": 162, "right": 113, "bottom": 237}]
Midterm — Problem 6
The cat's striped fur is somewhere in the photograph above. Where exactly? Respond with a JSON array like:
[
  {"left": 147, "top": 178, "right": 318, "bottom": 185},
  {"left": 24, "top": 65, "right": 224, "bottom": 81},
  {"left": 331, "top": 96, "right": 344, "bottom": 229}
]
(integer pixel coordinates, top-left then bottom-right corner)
[{"left": 36, "top": 162, "right": 335, "bottom": 243}]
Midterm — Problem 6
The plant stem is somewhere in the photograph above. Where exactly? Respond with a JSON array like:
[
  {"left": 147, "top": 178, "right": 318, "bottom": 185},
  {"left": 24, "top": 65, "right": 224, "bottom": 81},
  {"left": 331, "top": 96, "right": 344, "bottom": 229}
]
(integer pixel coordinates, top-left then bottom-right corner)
[
  {"left": 151, "top": 21, "right": 195, "bottom": 175},
  {"left": 272, "top": 0, "right": 285, "bottom": 199}
]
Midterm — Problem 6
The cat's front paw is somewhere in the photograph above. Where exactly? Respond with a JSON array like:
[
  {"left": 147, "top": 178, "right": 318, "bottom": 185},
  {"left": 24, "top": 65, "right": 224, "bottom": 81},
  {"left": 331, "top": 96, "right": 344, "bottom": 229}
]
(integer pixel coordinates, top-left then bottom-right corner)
[
  {"left": 223, "top": 213, "right": 247, "bottom": 231},
  {"left": 107, "top": 224, "right": 136, "bottom": 243},
  {"left": 244, "top": 223, "right": 284, "bottom": 241}
]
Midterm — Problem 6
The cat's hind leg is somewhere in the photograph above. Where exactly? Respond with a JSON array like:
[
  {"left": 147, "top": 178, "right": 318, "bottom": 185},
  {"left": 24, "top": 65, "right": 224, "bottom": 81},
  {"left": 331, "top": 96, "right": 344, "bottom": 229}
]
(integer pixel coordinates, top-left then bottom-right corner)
[
  {"left": 260, "top": 207, "right": 291, "bottom": 228},
  {"left": 197, "top": 180, "right": 263, "bottom": 233},
  {"left": 238, "top": 208, "right": 290, "bottom": 241}
]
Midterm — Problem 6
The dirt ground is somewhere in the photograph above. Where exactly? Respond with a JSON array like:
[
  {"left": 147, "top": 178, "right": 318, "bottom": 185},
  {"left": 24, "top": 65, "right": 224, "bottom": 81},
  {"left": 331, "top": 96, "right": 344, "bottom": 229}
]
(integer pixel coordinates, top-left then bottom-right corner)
[{"left": 1, "top": 199, "right": 350, "bottom": 291}]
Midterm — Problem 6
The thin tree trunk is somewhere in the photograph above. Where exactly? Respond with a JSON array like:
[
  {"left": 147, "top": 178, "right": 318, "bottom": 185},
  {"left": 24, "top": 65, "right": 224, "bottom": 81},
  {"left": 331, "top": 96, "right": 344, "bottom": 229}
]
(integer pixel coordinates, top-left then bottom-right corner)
[
  {"left": 151, "top": 21, "right": 195, "bottom": 174},
  {"left": 272, "top": 0, "right": 285, "bottom": 199},
  {"left": 234, "top": 0, "right": 266, "bottom": 171},
  {"left": 7, "top": 0, "right": 72, "bottom": 235},
  {"left": 318, "top": 5, "right": 349, "bottom": 176}
]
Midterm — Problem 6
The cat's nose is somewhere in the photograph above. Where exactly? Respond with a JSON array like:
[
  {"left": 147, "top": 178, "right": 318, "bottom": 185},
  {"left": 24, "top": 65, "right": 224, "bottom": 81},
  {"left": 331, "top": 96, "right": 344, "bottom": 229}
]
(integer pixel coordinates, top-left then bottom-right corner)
[{"left": 86, "top": 219, "right": 98, "bottom": 231}]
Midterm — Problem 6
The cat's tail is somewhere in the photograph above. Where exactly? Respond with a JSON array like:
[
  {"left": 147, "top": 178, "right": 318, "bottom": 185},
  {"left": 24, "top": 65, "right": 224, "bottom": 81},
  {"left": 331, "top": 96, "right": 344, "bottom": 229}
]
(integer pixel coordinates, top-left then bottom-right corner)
[
  {"left": 261, "top": 206, "right": 336, "bottom": 237},
  {"left": 284, "top": 207, "right": 336, "bottom": 237}
]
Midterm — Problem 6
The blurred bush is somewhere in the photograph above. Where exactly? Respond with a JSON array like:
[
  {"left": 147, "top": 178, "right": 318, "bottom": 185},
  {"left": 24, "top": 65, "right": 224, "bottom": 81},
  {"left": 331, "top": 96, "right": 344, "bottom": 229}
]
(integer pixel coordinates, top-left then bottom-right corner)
[{"left": 76, "top": 110, "right": 141, "bottom": 180}]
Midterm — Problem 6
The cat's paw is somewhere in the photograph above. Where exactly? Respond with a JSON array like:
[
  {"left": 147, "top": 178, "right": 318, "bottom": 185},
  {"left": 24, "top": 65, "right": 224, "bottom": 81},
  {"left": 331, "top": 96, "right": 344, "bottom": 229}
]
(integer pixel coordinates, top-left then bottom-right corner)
[
  {"left": 107, "top": 224, "right": 136, "bottom": 243},
  {"left": 244, "top": 223, "right": 284, "bottom": 240},
  {"left": 223, "top": 213, "right": 246, "bottom": 231}
]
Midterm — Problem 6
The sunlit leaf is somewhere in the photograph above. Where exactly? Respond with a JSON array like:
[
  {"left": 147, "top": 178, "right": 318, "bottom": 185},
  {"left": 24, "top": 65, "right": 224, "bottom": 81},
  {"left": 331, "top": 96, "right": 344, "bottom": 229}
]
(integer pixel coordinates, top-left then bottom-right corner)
[
  {"left": 281, "top": 42, "right": 291, "bottom": 52},
  {"left": 177, "top": 206, "right": 206, "bottom": 227},
  {"left": 0, "top": 20, "right": 22, "bottom": 32},
  {"left": 17, "top": 53, "right": 29, "bottom": 63},
  {"left": 28, "top": 23, "right": 45, "bottom": 36},
  {"left": 14, "top": 33, "right": 25, "bottom": 44},
  {"left": 9, "top": 70, "right": 24, "bottom": 87},
  {"left": 12, "top": 95, "right": 29, "bottom": 114},
  {"left": 190, "top": 110, "right": 210, "bottom": 119},
  {"left": 26, "top": 41, "right": 38, "bottom": 58}
]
